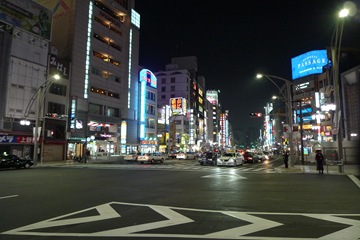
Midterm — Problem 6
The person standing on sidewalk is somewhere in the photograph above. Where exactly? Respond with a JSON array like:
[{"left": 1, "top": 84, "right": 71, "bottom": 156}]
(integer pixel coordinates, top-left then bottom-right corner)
[
  {"left": 283, "top": 150, "right": 289, "bottom": 168},
  {"left": 315, "top": 150, "right": 324, "bottom": 174}
]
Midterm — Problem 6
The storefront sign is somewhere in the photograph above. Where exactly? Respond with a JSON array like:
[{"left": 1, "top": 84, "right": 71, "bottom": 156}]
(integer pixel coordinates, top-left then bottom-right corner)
[
  {"left": 140, "top": 140, "right": 158, "bottom": 145},
  {"left": 0, "top": 135, "right": 33, "bottom": 143}
]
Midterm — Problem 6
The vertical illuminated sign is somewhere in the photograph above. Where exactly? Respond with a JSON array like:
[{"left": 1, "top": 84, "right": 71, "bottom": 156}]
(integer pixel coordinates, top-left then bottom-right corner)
[
  {"left": 139, "top": 69, "right": 156, "bottom": 140},
  {"left": 70, "top": 97, "right": 77, "bottom": 129},
  {"left": 121, "top": 120, "right": 127, "bottom": 144},
  {"left": 139, "top": 69, "right": 157, "bottom": 88},
  {"left": 139, "top": 80, "right": 146, "bottom": 139},
  {"left": 84, "top": 1, "right": 93, "bottom": 99}
]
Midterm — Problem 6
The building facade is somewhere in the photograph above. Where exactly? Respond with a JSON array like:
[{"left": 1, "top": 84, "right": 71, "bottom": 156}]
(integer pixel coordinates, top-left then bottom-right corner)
[{"left": 0, "top": 0, "right": 141, "bottom": 161}]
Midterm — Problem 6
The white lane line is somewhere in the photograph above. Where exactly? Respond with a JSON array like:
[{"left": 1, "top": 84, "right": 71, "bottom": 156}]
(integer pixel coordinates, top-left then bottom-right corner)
[
  {"left": 0, "top": 195, "right": 18, "bottom": 200},
  {"left": 348, "top": 175, "right": 360, "bottom": 189}
]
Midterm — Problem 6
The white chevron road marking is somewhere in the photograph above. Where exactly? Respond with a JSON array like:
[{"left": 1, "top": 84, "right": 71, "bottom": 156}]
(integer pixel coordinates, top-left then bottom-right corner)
[{"left": 3, "top": 202, "right": 360, "bottom": 239}]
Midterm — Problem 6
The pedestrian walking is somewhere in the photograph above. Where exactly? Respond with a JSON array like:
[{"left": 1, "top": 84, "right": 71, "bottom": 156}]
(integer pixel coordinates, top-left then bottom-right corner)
[
  {"left": 315, "top": 150, "right": 324, "bottom": 174},
  {"left": 283, "top": 150, "right": 289, "bottom": 168}
]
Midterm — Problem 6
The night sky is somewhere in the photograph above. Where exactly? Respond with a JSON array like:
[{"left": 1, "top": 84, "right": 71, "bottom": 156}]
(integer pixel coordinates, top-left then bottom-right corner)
[{"left": 134, "top": 0, "right": 360, "bottom": 143}]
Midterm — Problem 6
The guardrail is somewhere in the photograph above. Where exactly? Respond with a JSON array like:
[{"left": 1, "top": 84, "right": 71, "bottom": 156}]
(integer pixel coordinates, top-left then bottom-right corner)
[{"left": 325, "top": 159, "right": 344, "bottom": 174}]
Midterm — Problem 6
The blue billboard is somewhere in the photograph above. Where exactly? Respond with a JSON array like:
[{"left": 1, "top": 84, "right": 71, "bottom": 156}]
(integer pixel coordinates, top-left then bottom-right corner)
[{"left": 291, "top": 50, "right": 328, "bottom": 80}]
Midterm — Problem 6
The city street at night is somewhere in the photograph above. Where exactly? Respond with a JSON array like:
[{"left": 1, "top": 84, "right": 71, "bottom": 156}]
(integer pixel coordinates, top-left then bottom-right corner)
[{"left": 1, "top": 163, "right": 360, "bottom": 240}]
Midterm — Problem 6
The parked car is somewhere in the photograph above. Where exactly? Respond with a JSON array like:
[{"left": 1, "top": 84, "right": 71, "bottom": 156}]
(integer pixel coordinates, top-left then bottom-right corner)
[
  {"left": 137, "top": 153, "right": 165, "bottom": 164},
  {"left": 198, "top": 152, "right": 218, "bottom": 166},
  {"left": 176, "top": 152, "right": 187, "bottom": 160},
  {"left": 217, "top": 153, "right": 244, "bottom": 167},
  {"left": 124, "top": 152, "right": 140, "bottom": 162},
  {"left": 0, "top": 154, "right": 34, "bottom": 169}
]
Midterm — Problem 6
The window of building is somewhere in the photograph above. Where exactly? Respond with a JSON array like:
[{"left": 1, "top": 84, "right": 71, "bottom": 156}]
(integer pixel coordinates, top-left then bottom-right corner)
[
  {"left": 90, "top": 86, "right": 107, "bottom": 95},
  {"left": 146, "top": 118, "right": 156, "bottom": 128},
  {"left": 107, "top": 107, "right": 120, "bottom": 117},
  {"left": 161, "top": 78, "right": 166, "bottom": 84},
  {"left": 92, "top": 51, "right": 121, "bottom": 68},
  {"left": 94, "top": 16, "right": 122, "bottom": 36},
  {"left": 161, "top": 95, "right": 166, "bottom": 99},
  {"left": 171, "top": 86, "right": 175, "bottom": 91},
  {"left": 92, "top": 67, "right": 120, "bottom": 83},
  {"left": 48, "top": 102, "right": 66, "bottom": 115},
  {"left": 89, "top": 103, "right": 103, "bottom": 115},
  {"left": 146, "top": 104, "right": 156, "bottom": 115},
  {"left": 171, "top": 77, "right": 175, "bottom": 83},
  {"left": 171, "top": 94, "right": 175, "bottom": 98},
  {"left": 147, "top": 91, "right": 156, "bottom": 101},
  {"left": 161, "top": 86, "right": 166, "bottom": 92},
  {"left": 108, "top": 91, "right": 119, "bottom": 99},
  {"left": 49, "top": 83, "right": 66, "bottom": 96}
]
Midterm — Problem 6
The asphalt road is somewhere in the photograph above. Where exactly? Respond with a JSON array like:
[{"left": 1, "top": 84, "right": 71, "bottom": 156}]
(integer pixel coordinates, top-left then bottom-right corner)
[{"left": 1, "top": 161, "right": 360, "bottom": 240}]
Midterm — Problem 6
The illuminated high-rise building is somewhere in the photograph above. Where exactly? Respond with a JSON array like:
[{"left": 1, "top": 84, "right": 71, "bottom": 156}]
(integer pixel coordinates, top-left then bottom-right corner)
[{"left": 0, "top": 0, "right": 141, "bottom": 160}]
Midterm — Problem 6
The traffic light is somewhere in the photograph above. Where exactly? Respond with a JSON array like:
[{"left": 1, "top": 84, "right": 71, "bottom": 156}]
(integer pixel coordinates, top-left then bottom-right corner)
[{"left": 250, "top": 113, "right": 262, "bottom": 118}]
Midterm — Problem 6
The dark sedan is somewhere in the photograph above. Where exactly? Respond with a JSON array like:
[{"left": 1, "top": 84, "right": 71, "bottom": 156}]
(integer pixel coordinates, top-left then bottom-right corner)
[
  {"left": 0, "top": 154, "right": 34, "bottom": 169},
  {"left": 198, "top": 152, "right": 218, "bottom": 166}
]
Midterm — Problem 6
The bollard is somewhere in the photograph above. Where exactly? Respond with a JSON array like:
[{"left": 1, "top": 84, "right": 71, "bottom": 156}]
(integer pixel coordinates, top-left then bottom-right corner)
[{"left": 338, "top": 160, "right": 344, "bottom": 173}]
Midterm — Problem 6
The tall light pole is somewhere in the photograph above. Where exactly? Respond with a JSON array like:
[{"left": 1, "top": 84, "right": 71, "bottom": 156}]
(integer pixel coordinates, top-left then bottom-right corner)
[
  {"left": 256, "top": 73, "right": 295, "bottom": 166},
  {"left": 24, "top": 74, "right": 60, "bottom": 165},
  {"left": 332, "top": 7, "right": 349, "bottom": 161}
]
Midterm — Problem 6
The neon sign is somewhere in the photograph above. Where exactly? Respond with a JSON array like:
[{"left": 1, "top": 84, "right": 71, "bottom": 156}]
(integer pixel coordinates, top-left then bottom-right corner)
[
  {"left": 170, "top": 97, "right": 186, "bottom": 115},
  {"left": 139, "top": 69, "right": 157, "bottom": 88},
  {"left": 291, "top": 50, "right": 328, "bottom": 80}
]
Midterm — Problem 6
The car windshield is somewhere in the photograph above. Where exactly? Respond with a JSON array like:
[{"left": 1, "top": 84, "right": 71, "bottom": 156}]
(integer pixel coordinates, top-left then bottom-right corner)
[{"left": 222, "top": 153, "right": 234, "bottom": 157}]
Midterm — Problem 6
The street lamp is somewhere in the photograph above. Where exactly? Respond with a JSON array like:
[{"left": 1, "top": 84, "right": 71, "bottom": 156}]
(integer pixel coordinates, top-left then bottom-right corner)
[
  {"left": 256, "top": 73, "right": 296, "bottom": 166},
  {"left": 24, "top": 74, "right": 60, "bottom": 165},
  {"left": 331, "top": 7, "right": 349, "bottom": 161}
]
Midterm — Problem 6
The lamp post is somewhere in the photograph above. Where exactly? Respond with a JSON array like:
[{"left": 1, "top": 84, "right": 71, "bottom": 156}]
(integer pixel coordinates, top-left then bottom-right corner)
[
  {"left": 24, "top": 74, "right": 60, "bottom": 165},
  {"left": 256, "top": 73, "right": 295, "bottom": 166},
  {"left": 332, "top": 7, "right": 349, "bottom": 161}
]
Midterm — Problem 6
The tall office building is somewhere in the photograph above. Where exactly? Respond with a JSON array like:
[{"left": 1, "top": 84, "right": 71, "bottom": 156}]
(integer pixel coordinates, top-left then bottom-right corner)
[
  {"left": 0, "top": 0, "right": 141, "bottom": 160},
  {"left": 156, "top": 56, "right": 208, "bottom": 151}
]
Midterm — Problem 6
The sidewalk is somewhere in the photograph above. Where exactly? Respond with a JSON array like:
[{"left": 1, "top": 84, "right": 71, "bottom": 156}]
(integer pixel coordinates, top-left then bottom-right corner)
[{"left": 276, "top": 163, "right": 360, "bottom": 175}]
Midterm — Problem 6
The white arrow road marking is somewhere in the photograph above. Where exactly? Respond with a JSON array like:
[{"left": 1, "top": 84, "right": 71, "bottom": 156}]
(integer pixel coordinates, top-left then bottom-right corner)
[
  {"left": 306, "top": 214, "right": 360, "bottom": 240},
  {"left": 94, "top": 205, "right": 194, "bottom": 236},
  {"left": 202, "top": 173, "right": 247, "bottom": 180},
  {"left": 0, "top": 195, "right": 18, "bottom": 200},
  {"left": 205, "top": 212, "right": 282, "bottom": 238},
  {"left": 3, "top": 203, "right": 120, "bottom": 235},
  {"left": 2, "top": 202, "right": 360, "bottom": 239}
]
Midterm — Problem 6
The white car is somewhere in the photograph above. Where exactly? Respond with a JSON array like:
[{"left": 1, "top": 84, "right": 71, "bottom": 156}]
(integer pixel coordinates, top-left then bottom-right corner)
[
  {"left": 124, "top": 153, "right": 140, "bottom": 162},
  {"left": 186, "top": 152, "right": 197, "bottom": 159},
  {"left": 137, "top": 153, "right": 165, "bottom": 164},
  {"left": 217, "top": 153, "right": 244, "bottom": 167},
  {"left": 176, "top": 152, "right": 187, "bottom": 159}
]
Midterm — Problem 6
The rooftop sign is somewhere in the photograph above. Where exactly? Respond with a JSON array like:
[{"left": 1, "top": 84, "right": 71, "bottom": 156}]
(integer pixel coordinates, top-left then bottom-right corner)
[{"left": 291, "top": 50, "right": 328, "bottom": 80}]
